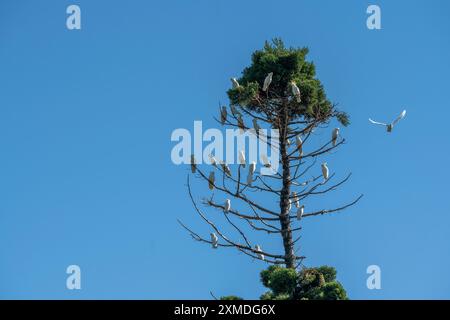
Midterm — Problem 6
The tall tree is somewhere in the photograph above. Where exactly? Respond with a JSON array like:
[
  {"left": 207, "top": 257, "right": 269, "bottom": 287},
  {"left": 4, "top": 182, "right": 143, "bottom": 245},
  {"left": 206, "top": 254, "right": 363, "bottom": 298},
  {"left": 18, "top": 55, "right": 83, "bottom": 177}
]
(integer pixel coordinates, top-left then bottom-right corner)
[{"left": 179, "top": 39, "right": 362, "bottom": 269}]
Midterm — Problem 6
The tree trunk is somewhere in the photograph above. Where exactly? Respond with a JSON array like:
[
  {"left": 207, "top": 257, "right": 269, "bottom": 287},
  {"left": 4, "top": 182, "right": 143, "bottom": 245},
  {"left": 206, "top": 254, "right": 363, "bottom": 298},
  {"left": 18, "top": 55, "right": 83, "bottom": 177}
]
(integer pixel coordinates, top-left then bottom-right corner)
[{"left": 279, "top": 109, "right": 295, "bottom": 269}]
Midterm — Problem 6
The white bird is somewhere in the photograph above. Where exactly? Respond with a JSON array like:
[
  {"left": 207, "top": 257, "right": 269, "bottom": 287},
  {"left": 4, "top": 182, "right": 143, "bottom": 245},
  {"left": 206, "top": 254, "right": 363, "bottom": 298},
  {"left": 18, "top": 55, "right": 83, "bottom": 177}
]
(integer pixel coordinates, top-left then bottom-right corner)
[
  {"left": 208, "top": 171, "right": 215, "bottom": 190},
  {"left": 261, "top": 154, "right": 271, "bottom": 168},
  {"left": 210, "top": 233, "right": 218, "bottom": 249},
  {"left": 247, "top": 161, "right": 256, "bottom": 185},
  {"left": 239, "top": 150, "right": 246, "bottom": 167},
  {"left": 224, "top": 199, "right": 231, "bottom": 213},
  {"left": 190, "top": 154, "right": 197, "bottom": 173},
  {"left": 332, "top": 128, "right": 340, "bottom": 146},
  {"left": 262, "top": 72, "right": 273, "bottom": 92},
  {"left": 287, "top": 199, "right": 292, "bottom": 212},
  {"left": 291, "top": 81, "right": 301, "bottom": 103},
  {"left": 297, "top": 205, "right": 305, "bottom": 220},
  {"left": 220, "top": 106, "right": 227, "bottom": 125},
  {"left": 321, "top": 163, "right": 329, "bottom": 181},
  {"left": 296, "top": 136, "right": 303, "bottom": 156},
  {"left": 286, "top": 138, "right": 292, "bottom": 146},
  {"left": 209, "top": 154, "right": 218, "bottom": 167},
  {"left": 292, "top": 192, "right": 300, "bottom": 208},
  {"left": 231, "top": 77, "right": 240, "bottom": 89},
  {"left": 369, "top": 110, "right": 407, "bottom": 133},
  {"left": 221, "top": 162, "right": 232, "bottom": 177},
  {"left": 237, "top": 115, "right": 245, "bottom": 133},
  {"left": 255, "top": 245, "right": 264, "bottom": 261}
]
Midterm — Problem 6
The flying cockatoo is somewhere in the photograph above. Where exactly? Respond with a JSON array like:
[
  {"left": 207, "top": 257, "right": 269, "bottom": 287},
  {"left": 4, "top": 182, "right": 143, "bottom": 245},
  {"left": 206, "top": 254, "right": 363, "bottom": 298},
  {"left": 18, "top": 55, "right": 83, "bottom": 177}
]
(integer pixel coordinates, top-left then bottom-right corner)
[
  {"left": 332, "top": 128, "right": 340, "bottom": 146},
  {"left": 247, "top": 161, "right": 256, "bottom": 185},
  {"left": 210, "top": 233, "right": 218, "bottom": 249},
  {"left": 209, "top": 154, "right": 218, "bottom": 167},
  {"left": 255, "top": 245, "right": 265, "bottom": 261},
  {"left": 239, "top": 150, "right": 246, "bottom": 167},
  {"left": 190, "top": 154, "right": 197, "bottom": 173},
  {"left": 321, "top": 163, "right": 329, "bottom": 181},
  {"left": 297, "top": 205, "right": 305, "bottom": 220},
  {"left": 220, "top": 106, "right": 227, "bottom": 125},
  {"left": 292, "top": 192, "right": 300, "bottom": 208},
  {"left": 231, "top": 77, "right": 240, "bottom": 89},
  {"left": 237, "top": 115, "right": 245, "bottom": 133},
  {"left": 208, "top": 171, "right": 215, "bottom": 190},
  {"left": 261, "top": 154, "right": 271, "bottom": 168},
  {"left": 262, "top": 72, "right": 273, "bottom": 92},
  {"left": 291, "top": 81, "right": 301, "bottom": 103},
  {"left": 224, "top": 199, "right": 231, "bottom": 213},
  {"left": 369, "top": 110, "right": 407, "bottom": 133},
  {"left": 296, "top": 135, "right": 303, "bottom": 156},
  {"left": 221, "top": 162, "right": 232, "bottom": 177}
]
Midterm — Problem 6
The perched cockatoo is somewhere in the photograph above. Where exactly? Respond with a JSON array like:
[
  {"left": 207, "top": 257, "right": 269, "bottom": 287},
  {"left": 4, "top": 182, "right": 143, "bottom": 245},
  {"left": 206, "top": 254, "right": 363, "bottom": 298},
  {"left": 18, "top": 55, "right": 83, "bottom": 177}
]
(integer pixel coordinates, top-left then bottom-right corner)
[
  {"left": 287, "top": 199, "right": 292, "bottom": 212},
  {"left": 296, "top": 136, "right": 303, "bottom": 156},
  {"left": 369, "top": 110, "right": 407, "bottom": 133},
  {"left": 210, "top": 233, "right": 218, "bottom": 249},
  {"left": 209, "top": 154, "right": 218, "bottom": 167},
  {"left": 224, "top": 199, "right": 231, "bottom": 213},
  {"left": 297, "top": 205, "right": 305, "bottom": 220},
  {"left": 262, "top": 72, "right": 273, "bottom": 92},
  {"left": 230, "top": 105, "right": 241, "bottom": 117},
  {"left": 286, "top": 138, "right": 292, "bottom": 146},
  {"left": 255, "top": 245, "right": 265, "bottom": 261},
  {"left": 261, "top": 154, "right": 271, "bottom": 168},
  {"left": 332, "top": 128, "right": 340, "bottom": 146},
  {"left": 208, "top": 171, "right": 215, "bottom": 190},
  {"left": 220, "top": 106, "right": 227, "bottom": 125},
  {"left": 292, "top": 192, "right": 300, "bottom": 208},
  {"left": 190, "top": 154, "right": 197, "bottom": 173},
  {"left": 221, "top": 162, "right": 232, "bottom": 177},
  {"left": 291, "top": 81, "right": 301, "bottom": 103},
  {"left": 252, "top": 118, "right": 261, "bottom": 136},
  {"left": 247, "top": 161, "right": 256, "bottom": 185},
  {"left": 237, "top": 115, "right": 245, "bottom": 133},
  {"left": 231, "top": 77, "right": 240, "bottom": 89},
  {"left": 239, "top": 150, "right": 246, "bottom": 167},
  {"left": 321, "top": 163, "right": 329, "bottom": 181}
]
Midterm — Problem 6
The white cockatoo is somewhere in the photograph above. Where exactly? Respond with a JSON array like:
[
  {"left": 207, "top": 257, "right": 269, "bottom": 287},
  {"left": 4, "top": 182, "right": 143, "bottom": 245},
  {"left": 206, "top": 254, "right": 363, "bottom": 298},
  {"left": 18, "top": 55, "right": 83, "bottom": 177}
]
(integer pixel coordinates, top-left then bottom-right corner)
[
  {"left": 209, "top": 154, "right": 218, "bottom": 167},
  {"left": 231, "top": 77, "right": 240, "bottom": 89},
  {"left": 255, "top": 245, "right": 264, "bottom": 261},
  {"left": 292, "top": 192, "right": 300, "bottom": 208},
  {"left": 261, "top": 154, "right": 271, "bottom": 168},
  {"left": 297, "top": 205, "right": 305, "bottom": 220},
  {"left": 291, "top": 81, "right": 301, "bottom": 103},
  {"left": 262, "top": 72, "right": 273, "bottom": 92},
  {"left": 239, "top": 150, "right": 246, "bottom": 167},
  {"left": 220, "top": 106, "right": 227, "bottom": 125},
  {"left": 208, "top": 171, "right": 215, "bottom": 190},
  {"left": 247, "top": 161, "right": 256, "bottom": 185},
  {"left": 287, "top": 138, "right": 292, "bottom": 146},
  {"left": 332, "top": 128, "right": 340, "bottom": 146},
  {"left": 369, "top": 110, "right": 406, "bottom": 133},
  {"left": 190, "top": 154, "right": 197, "bottom": 173},
  {"left": 224, "top": 199, "right": 231, "bottom": 213},
  {"left": 321, "top": 163, "right": 329, "bottom": 181},
  {"left": 296, "top": 135, "right": 303, "bottom": 156},
  {"left": 287, "top": 199, "right": 292, "bottom": 212},
  {"left": 221, "top": 162, "right": 232, "bottom": 177},
  {"left": 210, "top": 233, "right": 218, "bottom": 249},
  {"left": 237, "top": 115, "right": 245, "bottom": 133}
]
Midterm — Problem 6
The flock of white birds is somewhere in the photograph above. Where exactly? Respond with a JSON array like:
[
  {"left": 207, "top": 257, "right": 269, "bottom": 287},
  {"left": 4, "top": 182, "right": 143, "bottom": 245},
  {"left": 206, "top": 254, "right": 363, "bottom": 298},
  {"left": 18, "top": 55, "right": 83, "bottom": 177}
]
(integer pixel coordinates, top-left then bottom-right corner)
[{"left": 206, "top": 72, "right": 407, "bottom": 259}]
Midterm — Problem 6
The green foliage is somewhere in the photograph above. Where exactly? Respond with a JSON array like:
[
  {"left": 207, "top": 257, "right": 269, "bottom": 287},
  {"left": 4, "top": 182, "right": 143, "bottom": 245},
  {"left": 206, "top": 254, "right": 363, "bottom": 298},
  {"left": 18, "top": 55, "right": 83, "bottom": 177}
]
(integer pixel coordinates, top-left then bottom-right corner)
[
  {"left": 220, "top": 295, "right": 244, "bottom": 300},
  {"left": 226, "top": 38, "right": 349, "bottom": 126},
  {"left": 260, "top": 265, "right": 348, "bottom": 300}
]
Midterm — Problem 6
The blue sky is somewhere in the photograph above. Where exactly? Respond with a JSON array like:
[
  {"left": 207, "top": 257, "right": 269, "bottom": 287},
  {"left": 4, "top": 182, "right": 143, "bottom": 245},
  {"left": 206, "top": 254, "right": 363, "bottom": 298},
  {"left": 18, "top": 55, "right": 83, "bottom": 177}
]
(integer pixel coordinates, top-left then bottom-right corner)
[{"left": 0, "top": 0, "right": 449, "bottom": 299}]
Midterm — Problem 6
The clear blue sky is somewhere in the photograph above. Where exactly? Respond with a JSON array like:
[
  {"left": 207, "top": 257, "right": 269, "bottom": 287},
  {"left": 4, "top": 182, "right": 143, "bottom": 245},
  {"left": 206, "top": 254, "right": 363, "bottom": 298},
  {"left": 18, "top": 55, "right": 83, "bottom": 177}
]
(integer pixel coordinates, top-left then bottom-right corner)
[{"left": 1, "top": 0, "right": 449, "bottom": 299}]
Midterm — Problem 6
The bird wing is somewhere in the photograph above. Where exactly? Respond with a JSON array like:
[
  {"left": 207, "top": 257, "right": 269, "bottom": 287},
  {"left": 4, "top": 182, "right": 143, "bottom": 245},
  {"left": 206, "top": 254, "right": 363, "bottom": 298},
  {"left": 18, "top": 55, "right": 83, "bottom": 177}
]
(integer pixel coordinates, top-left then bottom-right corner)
[
  {"left": 392, "top": 110, "right": 406, "bottom": 125},
  {"left": 369, "top": 118, "right": 387, "bottom": 126}
]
